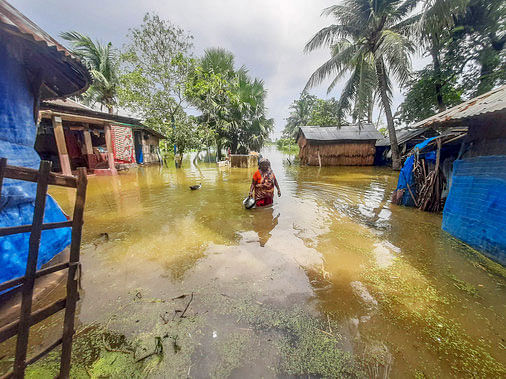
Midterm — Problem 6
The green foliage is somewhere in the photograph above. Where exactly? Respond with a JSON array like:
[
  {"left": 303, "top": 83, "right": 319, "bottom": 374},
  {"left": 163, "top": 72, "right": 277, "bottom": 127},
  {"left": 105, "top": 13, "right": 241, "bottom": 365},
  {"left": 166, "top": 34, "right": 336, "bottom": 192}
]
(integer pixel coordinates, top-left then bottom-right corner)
[
  {"left": 118, "top": 13, "right": 199, "bottom": 157},
  {"left": 445, "top": 0, "right": 506, "bottom": 96},
  {"left": 398, "top": 67, "right": 462, "bottom": 124},
  {"left": 185, "top": 48, "right": 273, "bottom": 157},
  {"left": 282, "top": 94, "right": 343, "bottom": 139},
  {"left": 276, "top": 138, "right": 299, "bottom": 154},
  {"left": 310, "top": 98, "right": 341, "bottom": 126},
  {"left": 60, "top": 31, "right": 120, "bottom": 113}
]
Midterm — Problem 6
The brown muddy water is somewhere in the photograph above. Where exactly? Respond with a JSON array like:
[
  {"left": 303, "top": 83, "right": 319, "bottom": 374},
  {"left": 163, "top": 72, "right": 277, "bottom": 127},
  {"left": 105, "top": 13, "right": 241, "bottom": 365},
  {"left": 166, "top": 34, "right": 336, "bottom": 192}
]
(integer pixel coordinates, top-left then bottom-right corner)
[{"left": 1, "top": 147, "right": 505, "bottom": 378}]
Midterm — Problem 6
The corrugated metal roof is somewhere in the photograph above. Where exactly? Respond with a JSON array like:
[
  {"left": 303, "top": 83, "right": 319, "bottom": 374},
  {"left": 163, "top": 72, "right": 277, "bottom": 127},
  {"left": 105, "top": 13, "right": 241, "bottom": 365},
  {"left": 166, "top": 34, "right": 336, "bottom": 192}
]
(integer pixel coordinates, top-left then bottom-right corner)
[
  {"left": 0, "top": 0, "right": 90, "bottom": 97},
  {"left": 412, "top": 85, "right": 506, "bottom": 128},
  {"left": 376, "top": 127, "right": 431, "bottom": 147},
  {"left": 298, "top": 124, "right": 383, "bottom": 142}
]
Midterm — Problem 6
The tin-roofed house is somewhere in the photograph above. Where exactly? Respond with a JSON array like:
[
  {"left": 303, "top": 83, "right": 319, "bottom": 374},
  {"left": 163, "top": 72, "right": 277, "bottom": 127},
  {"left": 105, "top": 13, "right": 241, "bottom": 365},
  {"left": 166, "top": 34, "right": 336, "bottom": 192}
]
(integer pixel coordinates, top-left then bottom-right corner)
[
  {"left": 297, "top": 124, "right": 383, "bottom": 166},
  {"left": 375, "top": 127, "right": 437, "bottom": 165},
  {"left": 0, "top": 0, "right": 89, "bottom": 283},
  {"left": 37, "top": 99, "right": 165, "bottom": 175},
  {"left": 412, "top": 85, "right": 506, "bottom": 265}
]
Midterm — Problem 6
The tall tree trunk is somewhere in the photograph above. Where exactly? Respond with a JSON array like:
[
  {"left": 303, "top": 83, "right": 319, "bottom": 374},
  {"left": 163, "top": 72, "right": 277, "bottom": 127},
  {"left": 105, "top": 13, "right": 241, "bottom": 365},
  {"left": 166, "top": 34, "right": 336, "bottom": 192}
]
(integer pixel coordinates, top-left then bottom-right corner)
[
  {"left": 367, "top": 93, "right": 373, "bottom": 124},
  {"left": 107, "top": 105, "right": 113, "bottom": 114},
  {"left": 216, "top": 138, "right": 223, "bottom": 161},
  {"left": 430, "top": 44, "right": 445, "bottom": 112},
  {"left": 375, "top": 58, "right": 400, "bottom": 170}
]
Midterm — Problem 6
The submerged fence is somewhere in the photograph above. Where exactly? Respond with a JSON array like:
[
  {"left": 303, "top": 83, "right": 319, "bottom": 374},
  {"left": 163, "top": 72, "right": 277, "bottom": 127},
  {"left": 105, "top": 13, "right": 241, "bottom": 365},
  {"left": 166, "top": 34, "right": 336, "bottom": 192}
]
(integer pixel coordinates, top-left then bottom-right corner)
[{"left": 0, "top": 158, "right": 87, "bottom": 378}]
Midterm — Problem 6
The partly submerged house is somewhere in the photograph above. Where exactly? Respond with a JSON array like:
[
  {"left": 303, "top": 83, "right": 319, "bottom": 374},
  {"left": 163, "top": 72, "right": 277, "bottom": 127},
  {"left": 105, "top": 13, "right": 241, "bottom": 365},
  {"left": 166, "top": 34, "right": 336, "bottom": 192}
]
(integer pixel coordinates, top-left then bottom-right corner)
[
  {"left": 0, "top": 0, "right": 90, "bottom": 283},
  {"left": 375, "top": 127, "right": 437, "bottom": 165},
  {"left": 411, "top": 85, "right": 506, "bottom": 265},
  {"left": 297, "top": 124, "right": 383, "bottom": 166},
  {"left": 38, "top": 99, "right": 165, "bottom": 175}
]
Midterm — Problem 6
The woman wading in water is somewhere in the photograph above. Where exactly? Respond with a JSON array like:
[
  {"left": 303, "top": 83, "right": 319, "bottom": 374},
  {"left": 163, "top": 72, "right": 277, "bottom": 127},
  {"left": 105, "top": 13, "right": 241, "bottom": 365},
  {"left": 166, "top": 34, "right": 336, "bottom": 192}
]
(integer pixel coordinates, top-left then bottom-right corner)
[{"left": 249, "top": 158, "right": 281, "bottom": 207}]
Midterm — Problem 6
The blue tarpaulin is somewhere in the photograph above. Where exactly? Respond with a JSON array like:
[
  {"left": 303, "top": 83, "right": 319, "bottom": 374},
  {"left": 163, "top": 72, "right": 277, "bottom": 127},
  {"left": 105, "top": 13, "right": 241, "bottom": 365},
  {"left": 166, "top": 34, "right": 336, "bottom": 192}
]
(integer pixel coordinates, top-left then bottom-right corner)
[
  {"left": 0, "top": 43, "right": 71, "bottom": 284},
  {"left": 395, "top": 136, "right": 438, "bottom": 206},
  {"left": 442, "top": 156, "right": 506, "bottom": 265}
]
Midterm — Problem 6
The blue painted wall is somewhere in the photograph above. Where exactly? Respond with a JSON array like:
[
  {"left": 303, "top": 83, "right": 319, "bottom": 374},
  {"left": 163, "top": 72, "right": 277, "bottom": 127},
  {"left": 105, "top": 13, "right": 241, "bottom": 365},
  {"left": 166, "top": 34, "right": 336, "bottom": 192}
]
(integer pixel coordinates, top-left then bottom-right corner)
[{"left": 442, "top": 155, "right": 506, "bottom": 265}]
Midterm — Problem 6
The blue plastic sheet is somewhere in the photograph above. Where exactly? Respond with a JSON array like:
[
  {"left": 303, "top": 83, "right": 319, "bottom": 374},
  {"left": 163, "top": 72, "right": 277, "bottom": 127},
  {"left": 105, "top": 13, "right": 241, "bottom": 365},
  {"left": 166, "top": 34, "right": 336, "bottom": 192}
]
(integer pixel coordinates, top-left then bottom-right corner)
[
  {"left": 442, "top": 156, "right": 506, "bottom": 265},
  {"left": 395, "top": 136, "right": 437, "bottom": 206},
  {"left": 0, "top": 43, "right": 71, "bottom": 284}
]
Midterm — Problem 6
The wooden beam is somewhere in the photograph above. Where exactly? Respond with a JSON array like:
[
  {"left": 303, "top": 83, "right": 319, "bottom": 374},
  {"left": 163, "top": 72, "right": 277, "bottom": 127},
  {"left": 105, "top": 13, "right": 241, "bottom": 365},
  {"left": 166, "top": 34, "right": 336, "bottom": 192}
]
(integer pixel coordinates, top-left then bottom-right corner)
[
  {"left": 0, "top": 298, "right": 67, "bottom": 344},
  {"left": 40, "top": 110, "right": 109, "bottom": 125},
  {"left": 4, "top": 164, "right": 77, "bottom": 188},
  {"left": 0, "top": 262, "right": 71, "bottom": 293},
  {"left": 0, "top": 220, "right": 73, "bottom": 237},
  {"left": 52, "top": 116, "right": 72, "bottom": 176}
]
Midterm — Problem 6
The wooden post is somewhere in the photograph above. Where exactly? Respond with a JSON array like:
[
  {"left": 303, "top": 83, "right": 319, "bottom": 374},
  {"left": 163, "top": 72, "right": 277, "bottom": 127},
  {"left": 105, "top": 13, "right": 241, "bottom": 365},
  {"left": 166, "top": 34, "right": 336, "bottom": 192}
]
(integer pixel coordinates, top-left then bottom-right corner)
[
  {"left": 59, "top": 167, "right": 87, "bottom": 378},
  {"left": 13, "top": 160, "right": 52, "bottom": 377},
  {"left": 82, "top": 128, "right": 97, "bottom": 170},
  {"left": 52, "top": 116, "right": 72, "bottom": 176},
  {"left": 103, "top": 124, "right": 117, "bottom": 175},
  {"left": 317, "top": 150, "right": 322, "bottom": 168}
]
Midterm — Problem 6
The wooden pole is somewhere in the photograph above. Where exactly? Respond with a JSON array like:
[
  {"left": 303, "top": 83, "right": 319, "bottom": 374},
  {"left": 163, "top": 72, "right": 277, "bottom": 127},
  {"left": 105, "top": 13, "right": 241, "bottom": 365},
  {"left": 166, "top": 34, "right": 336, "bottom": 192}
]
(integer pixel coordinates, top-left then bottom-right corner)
[
  {"left": 317, "top": 150, "right": 322, "bottom": 168},
  {"left": 103, "top": 124, "right": 117, "bottom": 175},
  {"left": 13, "top": 160, "right": 52, "bottom": 377},
  {"left": 59, "top": 167, "right": 87, "bottom": 378},
  {"left": 52, "top": 116, "right": 72, "bottom": 176}
]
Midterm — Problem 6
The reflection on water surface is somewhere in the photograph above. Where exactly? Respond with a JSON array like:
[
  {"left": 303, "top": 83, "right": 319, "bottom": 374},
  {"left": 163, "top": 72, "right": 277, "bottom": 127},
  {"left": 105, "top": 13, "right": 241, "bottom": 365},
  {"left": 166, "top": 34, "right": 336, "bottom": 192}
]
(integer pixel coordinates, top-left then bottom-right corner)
[{"left": 1, "top": 147, "right": 505, "bottom": 377}]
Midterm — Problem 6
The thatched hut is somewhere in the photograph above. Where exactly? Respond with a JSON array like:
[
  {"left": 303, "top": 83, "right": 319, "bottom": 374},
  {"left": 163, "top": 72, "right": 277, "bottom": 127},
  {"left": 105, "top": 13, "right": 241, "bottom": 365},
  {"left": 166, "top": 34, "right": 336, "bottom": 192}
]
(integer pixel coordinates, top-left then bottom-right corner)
[{"left": 297, "top": 125, "right": 383, "bottom": 166}]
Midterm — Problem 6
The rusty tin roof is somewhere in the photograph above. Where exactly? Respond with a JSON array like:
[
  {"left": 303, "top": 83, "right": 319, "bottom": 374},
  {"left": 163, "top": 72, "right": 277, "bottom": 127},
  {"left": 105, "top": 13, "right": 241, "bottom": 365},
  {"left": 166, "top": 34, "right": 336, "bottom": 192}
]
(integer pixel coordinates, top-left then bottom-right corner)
[{"left": 412, "top": 85, "right": 506, "bottom": 128}]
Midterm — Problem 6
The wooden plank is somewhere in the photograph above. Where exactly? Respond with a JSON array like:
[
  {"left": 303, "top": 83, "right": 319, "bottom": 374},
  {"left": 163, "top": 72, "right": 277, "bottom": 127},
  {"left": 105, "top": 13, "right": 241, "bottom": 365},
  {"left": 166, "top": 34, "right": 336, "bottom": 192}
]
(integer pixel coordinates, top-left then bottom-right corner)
[
  {"left": 0, "top": 157, "right": 7, "bottom": 196},
  {"left": 59, "top": 167, "right": 87, "bottom": 378},
  {"left": 13, "top": 161, "right": 51, "bottom": 377},
  {"left": 0, "top": 220, "right": 73, "bottom": 237},
  {"left": 4, "top": 165, "right": 77, "bottom": 188},
  {"left": 0, "top": 262, "right": 71, "bottom": 293},
  {"left": 0, "top": 298, "right": 67, "bottom": 344},
  {"left": 52, "top": 116, "right": 72, "bottom": 176}
]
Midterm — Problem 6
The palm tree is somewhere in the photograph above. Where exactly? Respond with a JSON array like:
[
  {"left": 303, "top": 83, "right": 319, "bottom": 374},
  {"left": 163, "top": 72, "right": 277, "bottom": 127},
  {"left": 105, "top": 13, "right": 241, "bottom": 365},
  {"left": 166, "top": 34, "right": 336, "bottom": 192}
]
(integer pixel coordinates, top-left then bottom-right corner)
[
  {"left": 407, "top": 0, "right": 468, "bottom": 112},
  {"left": 304, "top": 0, "right": 416, "bottom": 169},
  {"left": 283, "top": 93, "right": 316, "bottom": 138},
  {"left": 60, "top": 31, "right": 119, "bottom": 114}
]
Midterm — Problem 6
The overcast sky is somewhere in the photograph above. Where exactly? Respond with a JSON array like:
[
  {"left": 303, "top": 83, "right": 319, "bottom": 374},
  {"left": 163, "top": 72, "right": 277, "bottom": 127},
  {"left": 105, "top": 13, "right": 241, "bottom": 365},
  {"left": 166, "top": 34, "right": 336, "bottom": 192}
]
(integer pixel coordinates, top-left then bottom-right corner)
[{"left": 13, "top": 0, "right": 419, "bottom": 136}]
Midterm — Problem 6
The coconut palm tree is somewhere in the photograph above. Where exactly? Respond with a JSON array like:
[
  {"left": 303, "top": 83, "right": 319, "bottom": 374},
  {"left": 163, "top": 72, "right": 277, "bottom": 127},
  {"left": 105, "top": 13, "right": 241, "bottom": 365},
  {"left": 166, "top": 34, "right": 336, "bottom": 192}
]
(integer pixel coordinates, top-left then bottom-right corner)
[
  {"left": 60, "top": 31, "right": 119, "bottom": 114},
  {"left": 304, "top": 0, "right": 416, "bottom": 169}
]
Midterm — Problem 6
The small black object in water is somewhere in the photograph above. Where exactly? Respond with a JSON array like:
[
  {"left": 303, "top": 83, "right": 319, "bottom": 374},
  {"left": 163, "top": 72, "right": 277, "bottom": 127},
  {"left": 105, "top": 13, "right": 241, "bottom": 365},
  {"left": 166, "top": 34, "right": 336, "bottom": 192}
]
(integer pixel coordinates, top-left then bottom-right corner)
[{"left": 190, "top": 183, "right": 202, "bottom": 190}]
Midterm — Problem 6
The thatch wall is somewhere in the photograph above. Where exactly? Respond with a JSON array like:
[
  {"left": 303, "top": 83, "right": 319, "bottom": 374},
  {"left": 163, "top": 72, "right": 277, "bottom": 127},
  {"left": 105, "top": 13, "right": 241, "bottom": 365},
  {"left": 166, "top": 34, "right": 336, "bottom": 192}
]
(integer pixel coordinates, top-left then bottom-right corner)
[{"left": 298, "top": 136, "right": 376, "bottom": 166}]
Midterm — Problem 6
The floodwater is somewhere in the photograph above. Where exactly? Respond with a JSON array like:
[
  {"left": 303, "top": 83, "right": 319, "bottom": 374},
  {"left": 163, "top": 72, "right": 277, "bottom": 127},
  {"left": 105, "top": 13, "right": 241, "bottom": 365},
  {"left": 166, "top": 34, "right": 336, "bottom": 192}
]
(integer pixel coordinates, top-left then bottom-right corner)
[{"left": 1, "top": 147, "right": 505, "bottom": 378}]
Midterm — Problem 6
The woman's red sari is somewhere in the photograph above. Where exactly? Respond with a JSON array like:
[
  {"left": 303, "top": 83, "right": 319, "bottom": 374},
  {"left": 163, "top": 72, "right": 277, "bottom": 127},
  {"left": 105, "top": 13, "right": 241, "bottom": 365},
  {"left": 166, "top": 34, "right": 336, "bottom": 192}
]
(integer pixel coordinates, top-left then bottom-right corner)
[{"left": 252, "top": 169, "right": 275, "bottom": 207}]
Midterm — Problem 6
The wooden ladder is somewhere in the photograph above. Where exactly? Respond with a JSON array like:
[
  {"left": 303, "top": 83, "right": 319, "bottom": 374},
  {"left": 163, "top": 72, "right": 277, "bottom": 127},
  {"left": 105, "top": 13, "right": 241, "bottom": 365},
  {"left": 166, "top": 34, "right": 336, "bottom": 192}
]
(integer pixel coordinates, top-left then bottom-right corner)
[{"left": 0, "top": 158, "right": 87, "bottom": 378}]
